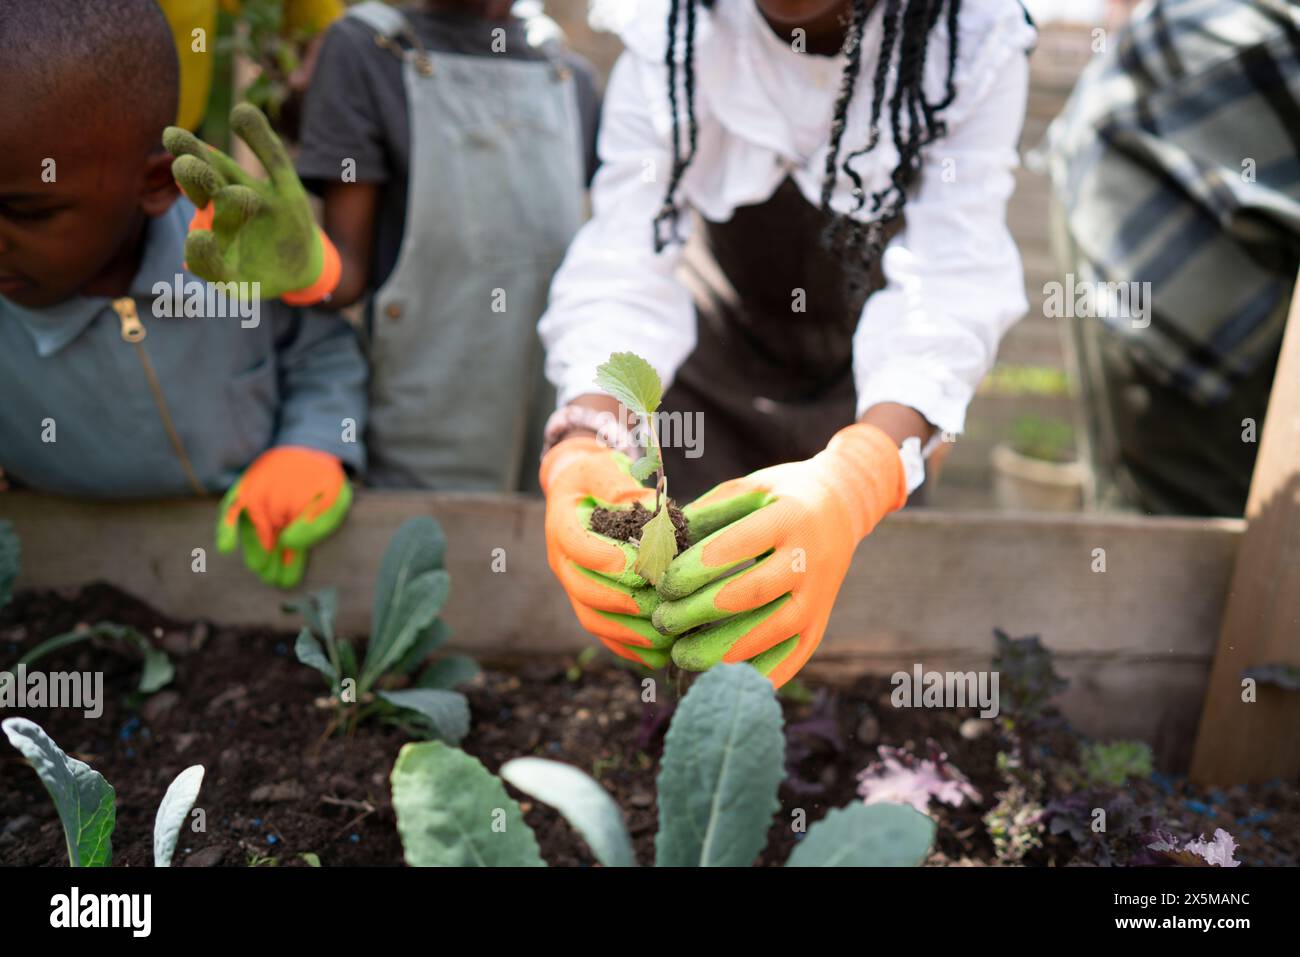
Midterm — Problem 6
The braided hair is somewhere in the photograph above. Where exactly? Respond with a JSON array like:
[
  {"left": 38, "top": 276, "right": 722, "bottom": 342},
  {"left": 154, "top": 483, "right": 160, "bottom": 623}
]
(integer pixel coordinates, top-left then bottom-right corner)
[{"left": 652, "top": 0, "right": 964, "bottom": 273}]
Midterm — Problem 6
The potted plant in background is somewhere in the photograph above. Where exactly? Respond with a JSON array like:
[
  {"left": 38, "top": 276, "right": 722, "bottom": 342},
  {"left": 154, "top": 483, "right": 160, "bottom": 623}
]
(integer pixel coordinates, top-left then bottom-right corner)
[{"left": 991, "top": 413, "right": 1086, "bottom": 512}]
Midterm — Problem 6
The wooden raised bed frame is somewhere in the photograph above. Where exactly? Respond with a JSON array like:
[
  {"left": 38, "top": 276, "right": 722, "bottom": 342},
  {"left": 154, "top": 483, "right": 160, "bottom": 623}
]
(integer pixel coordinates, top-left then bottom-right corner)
[{"left": 0, "top": 493, "right": 1242, "bottom": 771}]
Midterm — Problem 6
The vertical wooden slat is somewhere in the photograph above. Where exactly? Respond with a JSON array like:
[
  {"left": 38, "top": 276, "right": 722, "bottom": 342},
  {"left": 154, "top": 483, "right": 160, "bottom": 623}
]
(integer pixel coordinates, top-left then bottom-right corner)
[{"left": 1191, "top": 274, "right": 1300, "bottom": 784}]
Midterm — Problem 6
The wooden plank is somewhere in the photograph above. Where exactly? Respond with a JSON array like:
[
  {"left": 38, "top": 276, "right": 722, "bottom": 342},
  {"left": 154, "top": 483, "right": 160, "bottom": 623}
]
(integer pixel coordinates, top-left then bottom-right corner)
[
  {"left": 0, "top": 493, "right": 1240, "bottom": 766},
  {"left": 1191, "top": 275, "right": 1300, "bottom": 784}
]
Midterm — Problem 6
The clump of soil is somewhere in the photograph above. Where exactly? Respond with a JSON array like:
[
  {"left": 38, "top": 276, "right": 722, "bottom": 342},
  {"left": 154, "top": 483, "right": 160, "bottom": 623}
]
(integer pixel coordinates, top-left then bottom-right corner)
[{"left": 591, "top": 501, "right": 689, "bottom": 551}]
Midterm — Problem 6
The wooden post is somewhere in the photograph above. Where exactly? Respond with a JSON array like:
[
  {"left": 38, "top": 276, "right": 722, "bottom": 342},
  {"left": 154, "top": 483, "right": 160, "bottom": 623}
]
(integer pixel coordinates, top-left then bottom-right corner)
[{"left": 1191, "top": 273, "right": 1300, "bottom": 785}]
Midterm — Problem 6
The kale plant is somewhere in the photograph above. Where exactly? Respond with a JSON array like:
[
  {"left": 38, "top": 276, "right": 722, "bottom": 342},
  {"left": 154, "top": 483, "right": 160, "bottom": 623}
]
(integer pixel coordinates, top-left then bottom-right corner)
[
  {"left": 2, "top": 717, "right": 203, "bottom": 867},
  {"left": 389, "top": 664, "right": 936, "bottom": 867},
  {"left": 289, "top": 516, "right": 477, "bottom": 743}
]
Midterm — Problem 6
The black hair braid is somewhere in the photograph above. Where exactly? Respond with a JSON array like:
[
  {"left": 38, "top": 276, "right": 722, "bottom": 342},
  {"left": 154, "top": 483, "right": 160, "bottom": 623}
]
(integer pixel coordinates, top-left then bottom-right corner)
[
  {"left": 654, "top": 0, "right": 713, "bottom": 251},
  {"left": 819, "top": 0, "right": 870, "bottom": 217},
  {"left": 654, "top": 0, "right": 963, "bottom": 278}
]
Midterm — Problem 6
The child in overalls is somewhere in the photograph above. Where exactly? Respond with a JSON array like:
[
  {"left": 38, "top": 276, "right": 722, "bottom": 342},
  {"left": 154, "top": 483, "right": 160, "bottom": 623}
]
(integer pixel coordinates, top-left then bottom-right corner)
[{"left": 167, "top": 1, "right": 600, "bottom": 491}]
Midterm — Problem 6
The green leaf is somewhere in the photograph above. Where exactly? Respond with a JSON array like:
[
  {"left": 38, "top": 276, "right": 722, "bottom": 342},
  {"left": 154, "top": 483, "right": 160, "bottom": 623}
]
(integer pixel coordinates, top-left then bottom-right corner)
[
  {"left": 372, "top": 517, "right": 447, "bottom": 640},
  {"left": 365, "top": 517, "right": 450, "bottom": 692},
  {"left": 654, "top": 663, "right": 784, "bottom": 866},
  {"left": 501, "top": 757, "right": 636, "bottom": 868},
  {"left": 153, "top": 765, "right": 205, "bottom": 867},
  {"left": 1080, "top": 740, "right": 1153, "bottom": 788},
  {"left": 786, "top": 803, "right": 935, "bottom": 867},
  {"left": 377, "top": 688, "right": 470, "bottom": 744},
  {"left": 634, "top": 506, "right": 678, "bottom": 587},
  {"left": 283, "top": 588, "right": 338, "bottom": 647},
  {"left": 390, "top": 741, "right": 544, "bottom": 867},
  {"left": 2, "top": 717, "right": 115, "bottom": 867},
  {"left": 0, "top": 520, "right": 19, "bottom": 610},
  {"left": 416, "top": 654, "right": 480, "bottom": 690},
  {"left": 1, "top": 622, "right": 172, "bottom": 696},
  {"left": 394, "top": 619, "right": 451, "bottom": 676},
  {"left": 294, "top": 627, "right": 336, "bottom": 684},
  {"left": 362, "top": 569, "right": 450, "bottom": 691},
  {"left": 595, "top": 352, "right": 663, "bottom": 417},
  {"left": 630, "top": 448, "right": 661, "bottom": 484}
]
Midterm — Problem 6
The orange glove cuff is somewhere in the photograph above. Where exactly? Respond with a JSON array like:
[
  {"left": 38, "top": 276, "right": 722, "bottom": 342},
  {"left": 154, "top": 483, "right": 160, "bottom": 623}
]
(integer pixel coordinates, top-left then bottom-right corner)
[{"left": 281, "top": 229, "right": 342, "bottom": 306}]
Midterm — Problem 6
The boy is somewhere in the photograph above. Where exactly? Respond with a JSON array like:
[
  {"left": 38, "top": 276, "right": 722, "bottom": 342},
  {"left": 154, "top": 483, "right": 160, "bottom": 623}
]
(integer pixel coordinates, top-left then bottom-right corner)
[{"left": 0, "top": 0, "right": 367, "bottom": 588}]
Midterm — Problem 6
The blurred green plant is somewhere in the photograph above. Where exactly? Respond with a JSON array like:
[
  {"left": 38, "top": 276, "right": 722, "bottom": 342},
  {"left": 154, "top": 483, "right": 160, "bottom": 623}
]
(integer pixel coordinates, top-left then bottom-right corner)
[
  {"left": 981, "top": 364, "right": 1072, "bottom": 398},
  {"left": 1010, "top": 414, "right": 1076, "bottom": 463}
]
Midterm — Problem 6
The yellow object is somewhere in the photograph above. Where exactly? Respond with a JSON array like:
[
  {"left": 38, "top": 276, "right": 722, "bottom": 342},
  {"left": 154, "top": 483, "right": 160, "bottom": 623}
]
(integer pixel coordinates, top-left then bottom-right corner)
[
  {"left": 161, "top": 0, "right": 345, "bottom": 131},
  {"left": 161, "top": 0, "right": 220, "bottom": 131}
]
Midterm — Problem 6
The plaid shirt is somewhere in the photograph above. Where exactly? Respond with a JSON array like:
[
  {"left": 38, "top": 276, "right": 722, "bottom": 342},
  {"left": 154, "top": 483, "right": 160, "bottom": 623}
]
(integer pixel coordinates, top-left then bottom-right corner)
[{"left": 1048, "top": 0, "right": 1300, "bottom": 404}]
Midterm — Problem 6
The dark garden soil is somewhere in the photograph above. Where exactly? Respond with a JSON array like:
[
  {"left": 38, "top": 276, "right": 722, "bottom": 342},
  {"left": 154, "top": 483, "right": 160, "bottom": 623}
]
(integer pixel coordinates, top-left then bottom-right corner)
[
  {"left": 2, "top": 584, "right": 1297, "bottom": 868},
  {"left": 591, "top": 501, "right": 689, "bottom": 551}
]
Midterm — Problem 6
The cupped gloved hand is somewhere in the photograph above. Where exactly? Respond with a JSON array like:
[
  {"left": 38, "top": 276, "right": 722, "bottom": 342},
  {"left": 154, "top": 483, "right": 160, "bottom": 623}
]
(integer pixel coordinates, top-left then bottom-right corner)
[
  {"left": 541, "top": 436, "right": 676, "bottom": 669},
  {"left": 217, "top": 446, "right": 352, "bottom": 589},
  {"left": 652, "top": 422, "right": 907, "bottom": 688},
  {"left": 163, "top": 103, "right": 340, "bottom": 304}
]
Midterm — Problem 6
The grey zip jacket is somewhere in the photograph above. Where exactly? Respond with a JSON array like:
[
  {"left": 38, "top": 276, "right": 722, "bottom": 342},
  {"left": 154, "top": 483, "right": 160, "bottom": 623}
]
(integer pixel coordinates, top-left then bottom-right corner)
[{"left": 0, "top": 198, "right": 367, "bottom": 498}]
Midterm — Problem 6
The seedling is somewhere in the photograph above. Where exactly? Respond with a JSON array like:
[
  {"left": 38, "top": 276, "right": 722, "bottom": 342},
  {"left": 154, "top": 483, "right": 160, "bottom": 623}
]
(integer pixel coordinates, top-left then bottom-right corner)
[
  {"left": 591, "top": 352, "right": 688, "bottom": 586},
  {"left": 288, "top": 516, "right": 477, "bottom": 743},
  {"left": 0, "top": 622, "right": 174, "bottom": 697},
  {"left": 389, "top": 663, "right": 935, "bottom": 867},
  {"left": 1, "top": 716, "right": 203, "bottom": 867}
]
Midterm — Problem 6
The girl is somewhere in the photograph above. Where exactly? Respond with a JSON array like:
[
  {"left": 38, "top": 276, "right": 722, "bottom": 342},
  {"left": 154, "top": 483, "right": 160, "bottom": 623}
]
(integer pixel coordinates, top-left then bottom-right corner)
[{"left": 539, "top": 0, "right": 1036, "bottom": 686}]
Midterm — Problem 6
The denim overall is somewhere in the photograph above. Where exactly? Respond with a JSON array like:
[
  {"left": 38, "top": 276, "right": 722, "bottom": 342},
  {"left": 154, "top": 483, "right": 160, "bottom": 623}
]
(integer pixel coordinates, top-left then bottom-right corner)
[{"left": 348, "top": 2, "right": 583, "bottom": 491}]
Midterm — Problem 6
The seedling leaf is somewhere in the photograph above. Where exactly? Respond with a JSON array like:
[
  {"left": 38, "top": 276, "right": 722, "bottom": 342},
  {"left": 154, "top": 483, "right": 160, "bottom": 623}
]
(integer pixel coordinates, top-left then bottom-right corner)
[
  {"left": 378, "top": 688, "right": 470, "bottom": 744},
  {"left": 595, "top": 352, "right": 662, "bottom": 417},
  {"left": 394, "top": 619, "right": 451, "bottom": 676},
  {"left": 2, "top": 717, "right": 115, "bottom": 867},
  {"left": 655, "top": 664, "right": 784, "bottom": 866},
  {"left": 153, "top": 765, "right": 205, "bottom": 867},
  {"left": 634, "top": 506, "right": 678, "bottom": 586},
  {"left": 294, "top": 627, "right": 337, "bottom": 683},
  {"left": 785, "top": 802, "right": 935, "bottom": 867},
  {"left": 283, "top": 588, "right": 338, "bottom": 648},
  {"left": 630, "top": 447, "right": 661, "bottom": 484},
  {"left": 371, "top": 517, "right": 447, "bottom": 664},
  {"left": 501, "top": 757, "right": 636, "bottom": 868},
  {"left": 362, "top": 568, "right": 450, "bottom": 691},
  {"left": 416, "top": 654, "right": 480, "bottom": 690},
  {"left": 390, "top": 741, "right": 544, "bottom": 867}
]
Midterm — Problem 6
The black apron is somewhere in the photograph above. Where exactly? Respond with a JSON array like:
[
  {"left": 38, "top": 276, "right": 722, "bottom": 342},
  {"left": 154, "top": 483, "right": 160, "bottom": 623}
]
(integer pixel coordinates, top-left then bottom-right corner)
[{"left": 660, "top": 177, "right": 899, "bottom": 501}]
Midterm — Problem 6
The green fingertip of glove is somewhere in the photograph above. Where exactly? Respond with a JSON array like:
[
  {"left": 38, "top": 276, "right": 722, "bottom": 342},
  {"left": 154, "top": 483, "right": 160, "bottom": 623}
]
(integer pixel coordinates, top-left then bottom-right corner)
[
  {"left": 748, "top": 636, "right": 800, "bottom": 676},
  {"left": 594, "top": 611, "right": 676, "bottom": 651},
  {"left": 669, "top": 595, "right": 793, "bottom": 671}
]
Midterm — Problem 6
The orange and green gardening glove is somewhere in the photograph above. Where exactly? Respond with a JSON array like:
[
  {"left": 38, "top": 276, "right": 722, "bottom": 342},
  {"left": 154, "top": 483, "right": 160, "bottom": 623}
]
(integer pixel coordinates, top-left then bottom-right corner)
[
  {"left": 541, "top": 437, "right": 677, "bottom": 669},
  {"left": 652, "top": 422, "right": 908, "bottom": 689},
  {"left": 162, "top": 103, "right": 341, "bottom": 304},
  {"left": 217, "top": 446, "right": 352, "bottom": 589}
]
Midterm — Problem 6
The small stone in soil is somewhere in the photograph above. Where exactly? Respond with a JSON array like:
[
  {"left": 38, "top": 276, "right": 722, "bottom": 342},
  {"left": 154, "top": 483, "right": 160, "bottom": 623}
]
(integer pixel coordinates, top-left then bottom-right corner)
[
  {"left": 590, "top": 501, "right": 689, "bottom": 551},
  {"left": 184, "top": 847, "right": 226, "bottom": 867}
]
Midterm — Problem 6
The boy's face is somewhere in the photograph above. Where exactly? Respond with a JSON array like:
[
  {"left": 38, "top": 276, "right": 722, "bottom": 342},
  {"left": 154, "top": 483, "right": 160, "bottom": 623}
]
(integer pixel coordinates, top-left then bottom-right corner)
[{"left": 0, "top": 75, "right": 175, "bottom": 309}]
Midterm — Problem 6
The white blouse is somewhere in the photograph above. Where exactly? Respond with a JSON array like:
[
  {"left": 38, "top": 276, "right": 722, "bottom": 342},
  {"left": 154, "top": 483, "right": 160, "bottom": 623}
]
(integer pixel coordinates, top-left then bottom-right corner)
[{"left": 540, "top": 0, "right": 1035, "bottom": 448}]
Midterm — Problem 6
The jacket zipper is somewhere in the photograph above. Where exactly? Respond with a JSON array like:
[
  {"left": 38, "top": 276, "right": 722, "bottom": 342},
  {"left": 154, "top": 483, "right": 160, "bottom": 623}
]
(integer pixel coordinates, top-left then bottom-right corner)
[{"left": 111, "top": 297, "right": 207, "bottom": 496}]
